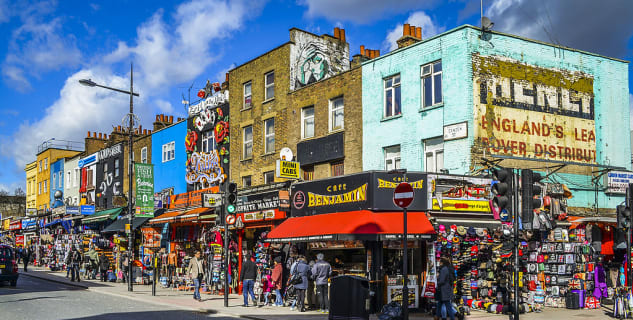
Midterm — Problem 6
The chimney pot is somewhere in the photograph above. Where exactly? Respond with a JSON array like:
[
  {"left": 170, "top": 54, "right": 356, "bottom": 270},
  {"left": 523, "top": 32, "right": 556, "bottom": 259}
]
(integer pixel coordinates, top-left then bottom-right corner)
[
  {"left": 149, "top": 130, "right": 152, "bottom": 134},
  {"left": 118, "top": 125, "right": 122, "bottom": 132},
  {"left": 156, "top": 115, "right": 160, "bottom": 121},
  {"left": 416, "top": 27, "right": 422, "bottom": 39},
  {"left": 98, "top": 133, "right": 102, "bottom": 139},
  {"left": 225, "top": 72, "right": 229, "bottom": 82},
  {"left": 334, "top": 27, "right": 340, "bottom": 39},
  {"left": 87, "top": 131, "right": 91, "bottom": 138},
  {"left": 92, "top": 132, "right": 96, "bottom": 138},
  {"left": 169, "top": 116, "right": 173, "bottom": 123},
  {"left": 376, "top": 50, "right": 380, "bottom": 57},
  {"left": 410, "top": 26, "right": 416, "bottom": 37},
  {"left": 143, "top": 129, "right": 147, "bottom": 135},
  {"left": 403, "top": 23, "right": 411, "bottom": 36},
  {"left": 360, "top": 45, "right": 365, "bottom": 56},
  {"left": 139, "top": 125, "right": 142, "bottom": 132},
  {"left": 340, "top": 29, "right": 346, "bottom": 42}
]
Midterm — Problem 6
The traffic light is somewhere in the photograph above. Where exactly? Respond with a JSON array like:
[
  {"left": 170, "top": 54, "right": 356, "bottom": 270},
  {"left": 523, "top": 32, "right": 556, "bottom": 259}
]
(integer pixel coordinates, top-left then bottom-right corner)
[
  {"left": 492, "top": 168, "right": 514, "bottom": 221},
  {"left": 617, "top": 204, "right": 631, "bottom": 230},
  {"left": 226, "top": 182, "right": 237, "bottom": 216},
  {"left": 521, "top": 169, "right": 543, "bottom": 230}
]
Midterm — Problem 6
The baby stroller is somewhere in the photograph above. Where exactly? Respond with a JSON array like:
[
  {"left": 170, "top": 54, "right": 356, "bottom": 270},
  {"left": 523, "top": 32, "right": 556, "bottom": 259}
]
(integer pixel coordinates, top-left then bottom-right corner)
[{"left": 283, "top": 283, "right": 298, "bottom": 307}]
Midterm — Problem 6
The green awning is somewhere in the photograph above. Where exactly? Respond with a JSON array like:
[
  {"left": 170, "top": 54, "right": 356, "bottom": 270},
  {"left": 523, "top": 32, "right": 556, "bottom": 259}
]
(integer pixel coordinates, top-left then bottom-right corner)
[{"left": 82, "top": 207, "right": 124, "bottom": 224}]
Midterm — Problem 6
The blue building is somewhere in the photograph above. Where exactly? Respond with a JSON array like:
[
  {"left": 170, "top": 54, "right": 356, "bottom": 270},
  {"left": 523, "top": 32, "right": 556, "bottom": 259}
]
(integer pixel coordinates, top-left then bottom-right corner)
[
  {"left": 152, "top": 119, "right": 187, "bottom": 202},
  {"left": 362, "top": 25, "right": 630, "bottom": 213},
  {"left": 50, "top": 158, "right": 65, "bottom": 208}
]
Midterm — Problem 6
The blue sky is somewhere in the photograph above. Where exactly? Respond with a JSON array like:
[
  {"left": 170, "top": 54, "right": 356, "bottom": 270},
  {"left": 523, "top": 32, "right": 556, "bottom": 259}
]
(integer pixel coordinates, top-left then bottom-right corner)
[{"left": 0, "top": 0, "right": 631, "bottom": 193}]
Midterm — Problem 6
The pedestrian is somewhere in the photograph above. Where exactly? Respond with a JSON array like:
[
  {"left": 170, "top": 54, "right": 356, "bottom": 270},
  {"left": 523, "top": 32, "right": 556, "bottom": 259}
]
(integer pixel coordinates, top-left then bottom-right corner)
[
  {"left": 293, "top": 256, "right": 311, "bottom": 312},
  {"left": 262, "top": 273, "right": 273, "bottom": 306},
  {"left": 64, "top": 247, "right": 72, "bottom": 278},
  {"left": 121, "top": 252, "right": 129, "bottom": 283},
  {"left": 70, "top": 247, "right": 83, "bottom": 282},
  {"left": 88, "top": 247, "right": 99, "bottom": 280},
  {"left": 271, "top": 257, "right": 284, "bottom": 307},
  {"left": 240, "top": 252, "right": 258, "bottom": 307},
  {"left": 312, "top": 253, "right": 332, "bottom": 313},
  {"left": 23, "top": 246, "right": 32, "bottom": 272},
  {"left": 307, "top": 259, "right": 316, "bottom": 310},
  {"left": 98, "top": 253, "right": 110, "bottom": 282},
  {"left": 437, "top": 257, "right": 456, "bottom": 320},
  {"left": 187, "top": 250, "right": 204, "bottom": 302},
  {"left": 167, "top": 251, "right": 177, "bottom": 288}
]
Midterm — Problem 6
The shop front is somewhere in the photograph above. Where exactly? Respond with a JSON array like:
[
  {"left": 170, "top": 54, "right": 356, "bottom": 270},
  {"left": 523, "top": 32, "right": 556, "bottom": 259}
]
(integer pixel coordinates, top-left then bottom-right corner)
[{"left": 265, "top": 172, "right": 435, "bottom": 311}]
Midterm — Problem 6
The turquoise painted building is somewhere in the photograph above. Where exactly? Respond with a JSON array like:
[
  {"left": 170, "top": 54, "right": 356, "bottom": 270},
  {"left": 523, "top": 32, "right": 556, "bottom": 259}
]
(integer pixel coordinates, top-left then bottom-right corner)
[{"left": 362, "top": 25, "right": 630, "bottom": 212}]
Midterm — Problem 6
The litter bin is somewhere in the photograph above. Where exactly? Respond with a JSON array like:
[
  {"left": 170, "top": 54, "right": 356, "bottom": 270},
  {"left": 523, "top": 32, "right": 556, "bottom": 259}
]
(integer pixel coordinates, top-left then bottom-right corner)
[{"left": 329, "top": 275, "right": 370, "bottom": 320}]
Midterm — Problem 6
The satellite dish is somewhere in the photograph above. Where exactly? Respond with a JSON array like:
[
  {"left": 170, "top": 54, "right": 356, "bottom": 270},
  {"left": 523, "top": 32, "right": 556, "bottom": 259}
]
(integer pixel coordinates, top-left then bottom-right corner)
[
  {"left": 481, "top": 17, "right": 494, "bottom": 31},
  {"left": 280, "top": 147, "right": 294, "bottom": 161}
]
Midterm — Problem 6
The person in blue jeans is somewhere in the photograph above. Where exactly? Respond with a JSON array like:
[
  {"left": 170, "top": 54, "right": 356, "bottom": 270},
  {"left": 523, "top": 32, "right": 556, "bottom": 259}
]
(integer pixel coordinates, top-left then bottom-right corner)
[
  {"left": 437, "top": 257, "right": 456, "bottom": 320},
  {"left": 271, "top": 257, "right": 284, "bottom": 306},
  {"left": 187, "top": 251, "right": 204, "bottom": 302},
  {"left": 240, "top": 253, "right": 258, "bottom": 307}
]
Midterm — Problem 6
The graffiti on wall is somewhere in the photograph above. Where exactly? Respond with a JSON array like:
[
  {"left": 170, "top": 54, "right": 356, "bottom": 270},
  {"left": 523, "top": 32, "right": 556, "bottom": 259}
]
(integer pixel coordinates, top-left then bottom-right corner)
[
  {"left": 99, "top": 172, "right": 122, "bottom": 197},
  {"left": 185, "top": 151, "right": 226, "bottom": 185},
  {"left": 289, "top": 30, "right": 349, "bottom": 90},
  {"left": 473, "top": 55, "right": 596, "bottom": 165}
]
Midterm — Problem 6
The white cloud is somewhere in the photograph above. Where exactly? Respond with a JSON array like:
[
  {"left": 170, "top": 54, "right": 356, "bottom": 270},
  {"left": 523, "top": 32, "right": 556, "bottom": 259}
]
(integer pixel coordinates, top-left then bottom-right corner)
[
  {"left": 155, "top": 99, "right": 175, "bottom": 114},
  {"left": 383, "top": 11, "right": 444, "bottom": 52},
  {"left": 300, "top": 0, "right": 439, "bottom": 24}
]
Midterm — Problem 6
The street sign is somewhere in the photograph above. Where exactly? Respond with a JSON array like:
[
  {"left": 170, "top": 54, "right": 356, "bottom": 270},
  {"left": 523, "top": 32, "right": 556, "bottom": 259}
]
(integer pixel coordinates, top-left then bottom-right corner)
[
  {"left": 203, "top": 193, "right": 223, "bottom": 208},
  {"left": 226, "top": 214, "right": 236, "bottom": 225},
  {"left": 393, "top": 182, "right": 414, "bottom": 208}
]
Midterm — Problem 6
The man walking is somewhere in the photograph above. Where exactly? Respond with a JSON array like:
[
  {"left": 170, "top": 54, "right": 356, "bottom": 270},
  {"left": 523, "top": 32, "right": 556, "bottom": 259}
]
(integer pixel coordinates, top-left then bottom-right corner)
[
  {"left": 312, "top": 253, "right": 332, "bottom": 313},
  {"left": 23, "top": 246, "right": 32, "bottom": 272},
  {"left": 240, "top": 252, "right": 258, "bottom": 307},
  {"left": 98, "top": 253, "right": 110, "bottom": 282},
  {"left": 70, "top": 247, "right": 83, "bottom": 282},
  {"left": 187, "top": 250, "right": 204, "bottom": 302}
]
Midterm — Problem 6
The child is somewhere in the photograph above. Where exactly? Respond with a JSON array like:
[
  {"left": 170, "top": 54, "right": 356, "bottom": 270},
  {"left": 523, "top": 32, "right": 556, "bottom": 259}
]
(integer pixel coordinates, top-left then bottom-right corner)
[{"left": 262, "top": 273, "right": 273, "bottom": 306}]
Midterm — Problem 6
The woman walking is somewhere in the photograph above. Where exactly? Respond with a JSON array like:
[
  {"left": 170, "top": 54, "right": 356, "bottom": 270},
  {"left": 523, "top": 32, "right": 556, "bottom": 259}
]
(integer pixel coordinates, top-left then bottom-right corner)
[{"left": 437, "top": 257, "right": 456, "bottom": 320}]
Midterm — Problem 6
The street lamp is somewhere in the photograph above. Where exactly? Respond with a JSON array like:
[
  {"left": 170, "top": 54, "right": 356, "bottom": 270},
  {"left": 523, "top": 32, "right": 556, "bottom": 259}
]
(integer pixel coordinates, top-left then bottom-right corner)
[
  {"left": 387, "top": 168, "right": 409, "bottom": 320},
  {"left": 79, "top": 63, "right": 139, "bottom": 292}
]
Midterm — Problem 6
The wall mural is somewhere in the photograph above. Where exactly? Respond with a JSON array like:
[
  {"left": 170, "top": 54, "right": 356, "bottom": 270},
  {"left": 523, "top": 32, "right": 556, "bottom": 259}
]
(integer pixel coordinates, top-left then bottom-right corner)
[
  {"left": 96, "top": 143, "right": 124, "bottom": 209},
  {"left": 289, "top": 30, "right": 349, "bottom": 90},
  {"left": 186, "top": 82, "right": 230, "bottom": 189}
]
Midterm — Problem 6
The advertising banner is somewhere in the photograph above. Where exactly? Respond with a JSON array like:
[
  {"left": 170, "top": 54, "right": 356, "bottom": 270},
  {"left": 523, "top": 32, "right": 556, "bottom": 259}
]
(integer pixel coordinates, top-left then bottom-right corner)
[
  {"left": 135, "top": 163, "right": 155, "bottom": 217},
  {"left": 16, "top": 235, "right": 24, "bottom": 247},
  {"left": 9, "top": 220, "right": 21, "bottom": 230},
  {"left": 80, "top": 205, "right": 95, "bottom": 215},
  {"left": 605, "top": 171, "right": 633, "bottom": 194},
  {"left": 236, "top": 190, "right": 285, "bottom": 215},
  {"left": 373, "top": 172, "right": 428, "bottom": 211},
  {"left": 473, "top": 55, "right": 596, "bottom": 165},
  {"left": 428, "top": 174, "right": 492, "bottom": 213},
  {"left": 276, "top": 160, "right": 300, "bottom": 179},
  {"left": 66, "top": 206, "right": 80, "bottom": 215}
]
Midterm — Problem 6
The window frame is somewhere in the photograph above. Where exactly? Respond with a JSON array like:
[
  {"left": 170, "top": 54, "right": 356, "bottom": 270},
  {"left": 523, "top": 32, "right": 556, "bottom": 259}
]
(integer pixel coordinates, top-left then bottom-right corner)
[
  {"left": 59, "top": 172, "right": 62, "bottom": 188},
  {"left": 66, "top": 171, "right": 71, "bottom": 188},
  {"left": 38, "top": 182, "right": 41, "bottom": 195},
  {"left": 301, "top": 106, "right": 315, "bottom": 139},
  {"left": 423, "top": 137, "right": 445, "bottom": 173},
  {"left": 52, "top": 173, "right": 56, "bottom": 190},
  {"left": 141, "top": 147, "right": 148, "bottom": 164},
  {"left": 264, "top": 71, "right": 274, "bottom": 100},
  {"left": 242, "top": 175, "right": 252, "bottom": 187},
  {"left": 243, "top": 125, "right": 253, "bottom": 159},
  {"left": 302, "top": 166, "right": 314, "bottom": 181},
  {"left": 421, "top": 60, "right": 443, "bottom": 108},
  {"left": 264, "top": 118, "right": 275, "bottom": 154},
  {"left": 330, "top": 161, "right": 345, "bottom": 177},
  {"left": 383, "top": 74, "right": 401, "bottom": 118},
  {"left": 384, "top": 145, "right": 401, "bottom": 171},
  {"left": 44, "top": 158, "right": 48, "bottom": 170},
  {"left": 44, "top": 180, "right": 47, "bottom": 193},
  {"left": 201, "top": 131, "right": 215, "bottom": 153},
  {"left": 263, "top": 171, "right": 275, "bottom": 184},
  {"left": 329, "top": 96, "right": 344, "bottom": 132},
  {"left": 243, "top": 81, "right": 252, "bottom": 108},
  {"left": 162, "top": 141, "right": 175, "bottom": 162},
  {"left": 115, "top": 158, "right": 120, "bottom": 177}
]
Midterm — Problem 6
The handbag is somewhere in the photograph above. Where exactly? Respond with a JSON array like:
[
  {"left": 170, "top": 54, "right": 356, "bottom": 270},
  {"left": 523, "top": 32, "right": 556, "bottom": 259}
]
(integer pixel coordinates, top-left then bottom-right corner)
[{"left": 289, "top": 273, "right": 302, "bottom": 285}]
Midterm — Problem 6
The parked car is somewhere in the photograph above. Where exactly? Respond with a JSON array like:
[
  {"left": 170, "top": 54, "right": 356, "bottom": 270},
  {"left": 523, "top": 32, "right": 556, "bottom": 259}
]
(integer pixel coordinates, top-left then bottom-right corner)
[{"left": 0, "top": 244, "right": 19, "bottom": 286}]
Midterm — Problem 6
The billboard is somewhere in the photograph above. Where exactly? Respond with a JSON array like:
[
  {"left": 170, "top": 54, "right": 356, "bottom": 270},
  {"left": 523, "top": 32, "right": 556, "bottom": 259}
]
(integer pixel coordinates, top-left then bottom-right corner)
[
  {"left": 473, "top": 55, "right": 595, "bottom": 165},
  {"left": 135, "top": 163, "right": 154, "bottom": 217},
  {"left": 427, "top": 174, "right": 492, "bottom": 213}
]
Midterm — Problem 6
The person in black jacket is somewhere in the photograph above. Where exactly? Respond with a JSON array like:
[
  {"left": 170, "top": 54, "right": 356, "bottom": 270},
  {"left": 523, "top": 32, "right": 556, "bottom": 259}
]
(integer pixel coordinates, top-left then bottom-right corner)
[
  {"left": 98, "top": 253, "right": 110, "bottom": 282},
  {"left": 70, "top": 248, "right": 83, "bottom": 282},
  {"left": 240, "top": 252, "right": 258, "bottom": 307},
  {"left": 437, "top": 257, "right": 456, "bottom": 320}
]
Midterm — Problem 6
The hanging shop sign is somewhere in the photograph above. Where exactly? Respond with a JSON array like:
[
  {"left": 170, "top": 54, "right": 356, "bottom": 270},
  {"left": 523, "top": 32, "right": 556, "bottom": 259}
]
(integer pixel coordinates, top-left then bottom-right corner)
[
  {"left": 203, "top": 193, "right": 223, "bottom": 208},
  {"left": 239, "top": 209, "right": 286, "bottom": 222},
  {"left": 604, "top": 171, "right": 633, "bottom": 194},
  {"left": 66, "top": 206, "right": 80, "bottom": 215},
  {"left": 22, "top": 219, "right": 36, "bottom": 231},
  {"left": 26, "top": 208, "right": 37, "bottom": 216},
  {"left": 78, "top": 153, "right": 98, "bottom": 169},
  {"left": 428, "top": 174, "right": 492, "bottom": 213},
  {"left": 135, "top": 163, "right": 155, "bottom": 217},
  {"left": 52, "top": 206, "right": 66, "bottom": 216},
  {"left": 9, "top": 220, "right": 21, "bottom": 230},
  {"left": 15, "top": 235, "right": 24, "bottom": 246},
  {"left": 2, "top": 219, "right": 10, "bottom": 231},
  {"left": 373, "top": 172, "right": 428, "bottom": 211},
  {"left": 473, "top": 55, "right": 596, "bottom": 165},
  {"left": 80, "top": 205, "right": 95, "bottom": 215},
  {"left": 443, "top": 121, "right": 468, "bottom": 141},
  {"left": 185, "top": 151, "right": 226, "bottom": 185},
  {"left": 236, "top": 190, "right": 281, "bottom": 214},
  {"left": 276, "top": 160, "right": 300, "bottom": 179}
]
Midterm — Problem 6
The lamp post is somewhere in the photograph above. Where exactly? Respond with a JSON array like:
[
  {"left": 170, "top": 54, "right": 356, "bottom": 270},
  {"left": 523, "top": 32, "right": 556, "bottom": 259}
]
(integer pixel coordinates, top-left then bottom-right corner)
[
  {"left": 79, "top": 63, "right": 139, "bottom": 292},
  {"left": 388, "top": 168, "right": 408, "bottom": 320}
]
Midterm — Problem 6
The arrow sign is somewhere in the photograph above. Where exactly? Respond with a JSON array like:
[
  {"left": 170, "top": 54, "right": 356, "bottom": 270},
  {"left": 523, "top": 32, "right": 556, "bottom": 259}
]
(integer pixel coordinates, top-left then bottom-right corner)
[{"left": 393, "top": 182, "right": 414, "bottom": 208}]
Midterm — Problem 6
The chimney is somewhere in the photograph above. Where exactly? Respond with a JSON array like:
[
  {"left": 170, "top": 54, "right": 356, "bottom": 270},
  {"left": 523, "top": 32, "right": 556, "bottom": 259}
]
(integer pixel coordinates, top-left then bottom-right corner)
[
  {"left": 160, "top": 114, "right": 165, "bottom": 122},
  {"left": 143, "top": 129, "right": 147, "bottom": 135},
  {"left": 139, "top": 125, "right": 142, "bottom": 133},
  {"left": 93, "top": 132, "right": 97, "bottom": 138},
  {"left": 225, "top": 72, "right": 229, "bottom": 82},
  {"left": 169, "top": 116, "right": 173, "bottom": 123},
  {"left": 117, "top": 125, "right": 122, "bottom": 132},
  {"left": 155, "top": 115, "right": 160, "bottom": 122},
  {"left": 340, "top": 29, "right": 346, "bottom": 42},
  {"left": 334, "top": 27, "right": 340, "bottom": 39},
  {"left": 87, "top": 131, "right": 91, "bottom": 138},
  {"left": 397, "top": 23, "right": 422, "bottom": 49},
  {"left": 360, "top": 45, "right": 365, "bottom": 56},
  {"left": 98, "top": 133, "right": 102, "bottom": 139}
]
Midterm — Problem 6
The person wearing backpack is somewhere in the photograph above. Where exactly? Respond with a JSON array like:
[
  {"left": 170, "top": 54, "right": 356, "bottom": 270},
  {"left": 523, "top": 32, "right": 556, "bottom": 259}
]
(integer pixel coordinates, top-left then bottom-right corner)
[
  {"left": 437, "top": 257, "right": 456, "bottom": 320},
  {"left": 293, "top": 256, "right": 311, "bottom": 312}
]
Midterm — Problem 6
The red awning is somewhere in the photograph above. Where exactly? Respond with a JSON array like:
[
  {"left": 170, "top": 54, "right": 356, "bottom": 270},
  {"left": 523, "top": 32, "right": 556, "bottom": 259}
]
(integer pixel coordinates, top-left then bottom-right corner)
[{"left": 265, "top": 210, "right": 436, "bottom": 243}]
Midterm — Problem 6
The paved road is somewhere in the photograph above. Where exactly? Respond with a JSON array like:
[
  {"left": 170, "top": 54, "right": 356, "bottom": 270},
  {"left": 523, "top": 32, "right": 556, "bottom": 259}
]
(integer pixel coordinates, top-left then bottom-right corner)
[{"left": 0, "top": 275, "right": 237, "bottom": 320}]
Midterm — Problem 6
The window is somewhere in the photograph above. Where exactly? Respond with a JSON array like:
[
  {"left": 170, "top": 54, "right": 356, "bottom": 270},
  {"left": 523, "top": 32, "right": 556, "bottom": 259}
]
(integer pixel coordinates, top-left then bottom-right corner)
[
  {"left": 302, "top": 106, "right": 314, "bottom": 139},
  {"left": 202, "top": 131, "right": 215, "bottom": 153},
  {"left": 384, "top": 145, "right": 401, "bottom": 171},
  {"left": 59, "top": 172, "right": 62, "bottom": 188},
  {"left": 264, "top": 171, "right": 275, "bottom": 184},
  {"left": 264, "top": 71, "right": 274, "bottom": 100},
  {"left": 73, "top": 197, "right": 78, "bottom": 205},
  {"left": 141, "top": 147, "right": 148, "bottom": 164},
  {"left": 52, "top": 174, "right": 56, "bottom": 190},
  {"left": 67, "top": 171, "right": 71, "bottom": 188},
  {"left": 243, "top": 126, "right": 253, "bottom": 159},
  {"left": 38, "top": 182, "right": 41, "bottom": 195},
  {"left": 74, "top": 168, "right": 79, "bottom": 187},
  {"left": 115, "top": 159, "right": 120, "bottom": 177},
  {"left": 424, "top": 137, "right": 444, "bottom": 173},
  {"left": 43, "top": 180, "right": 47, "bottom": 193},
  {"left": 329, "top": 97, "right": 344, "bottom": 131},
  {"left": 243, "top": 81, "right": 252, "bottom": 108},
  {"left": 242, "top": 176, "right": 252, "bottom": 187},
  {"left": 44, "top": 158, "right": 48, "bottom": 170},
  {"left": 384, "top": 74, "right": 401, "bottom": 118},
  {"left": 87, "top": 169, "right": 94, "bottom": 188},
  {"left": 302, "top": 166, "right": 314, "bottom": 181},
  {"left": 104, "top": 162, "right": 108, "bottom": 177},
  {"left": 162, "top": 142, "right": 175, "bottom": 162},
  {"left": 264, "top": 118, "right": 275, "bottom": 153},
  {"left": 38, "top": 161, "right": 42, "bottom": 172},
  {"left": 331, "top": 161, "right": 345, "bottom": 177},
  {"left": 421, "top": 61, "right": 442, "bottom": 108}
]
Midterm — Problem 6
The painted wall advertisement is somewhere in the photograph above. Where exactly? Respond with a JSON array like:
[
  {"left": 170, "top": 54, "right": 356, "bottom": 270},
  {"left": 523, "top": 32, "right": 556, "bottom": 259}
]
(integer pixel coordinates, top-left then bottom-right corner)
[
  {"left": 605, "top": 171, "right": 633, "bottom": 194},
  {"left": 428, "top": 174, "right": 492, "bottom": 213},
  {"left": 473, "top": 55, "right": 596, "bottom": 165},
  {"left": 135, "top": 163, "right": 154, "bottom": 217},
  {"left": 289, "top": 29, "right": 349, "bottom": 90}
]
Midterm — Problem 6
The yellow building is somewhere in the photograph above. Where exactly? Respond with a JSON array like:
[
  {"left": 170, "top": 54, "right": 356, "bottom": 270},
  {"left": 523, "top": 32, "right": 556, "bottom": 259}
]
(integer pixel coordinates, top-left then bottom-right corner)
[
  {"left": 24, "top": 161, "right": 37, "bottom": 214},
  {"left": 35, "top": 146, "right": 82, "bottom": 212}
]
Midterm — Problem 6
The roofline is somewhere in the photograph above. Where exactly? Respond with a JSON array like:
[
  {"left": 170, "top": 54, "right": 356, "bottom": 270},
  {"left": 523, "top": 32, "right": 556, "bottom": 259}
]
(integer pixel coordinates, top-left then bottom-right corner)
[
  {"left": 363, "top": 24, "right": 629, "bottom": 66},
  {"left": 228, "top": 42, "right": 292, "bottom": 74}
]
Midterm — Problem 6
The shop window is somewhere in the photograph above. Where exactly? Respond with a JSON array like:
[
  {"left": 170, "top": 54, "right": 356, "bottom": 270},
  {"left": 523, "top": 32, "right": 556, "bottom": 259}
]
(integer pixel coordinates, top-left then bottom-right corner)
[
  {"left": 265, "top": 71, "right": 274, "bottom": 100},
  {"left": 87, "top": 169, "right": 94, "bottom": 188},
  {"left": 202, "top": 131, "right": 215, "bottom": 153},
  {"left": 243, "top": 81, "right": 252, "bottom": 108},
  {"left": 421, "top": 60, "right": 442, "bottom": 108},
  {"left": 384, "top": 145, "right": 401, "bottom": 171},
  {"left": 115, "top": 159, "right": 120, "bottom": 177},
  {"left": 162, "top": 141, "right": 175, "bottom": 162},
  {"left": 384, "top": 74, "right": 401, "bottom": 118},
  {"left": 264, "top": 171, "right": 275, "bottom": 184},
  {"left": 264, "top": 118, "right": 275, "bottom": 154},
  {"left": 302, "top": 106, "right": 314, "bottom": 139},
  {"left": 141, "top": 147, "right": 148, "bottom": 164},
  {"left": 243, "top": 126, "right": 253, "bottom": 159},
  {"left": 103, "top": 162, "right": 108, "bottom": 178},
  {"left": 242, "top": 175, "right": 252, "bottom": 187},
  {"left": 423, "top": 137, "right": 444, "bottom": 173},
  {"left": 331, "top": 161, "right": 344, "bottom": 177},
  {"left": 329, "top": 97, "right": 344, "bottom": 132},
  {"left": 302, "top": 166, "right": 314, "bottom": 181}
]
